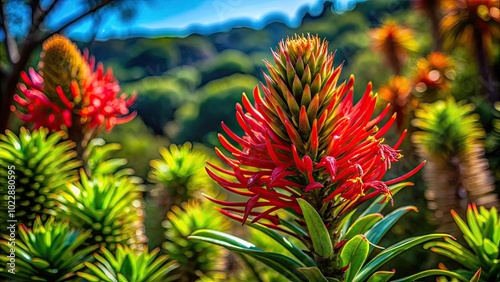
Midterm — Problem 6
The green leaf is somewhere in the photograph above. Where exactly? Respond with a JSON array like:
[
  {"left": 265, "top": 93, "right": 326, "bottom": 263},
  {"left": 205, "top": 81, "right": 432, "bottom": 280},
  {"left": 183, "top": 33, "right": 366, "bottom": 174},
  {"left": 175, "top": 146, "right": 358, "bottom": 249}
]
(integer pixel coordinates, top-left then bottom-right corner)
[
  {"left": 355, "top": 234, "right": 451, "bottom": 282},
  {"left": 297, "top": 267, "right": 328, "bottom": 282},
  {"left": 297, "top": 198, "right": 333, "bottom": 257},
  {"left": 452, "top": 211, "right": 481, "bottom": 251},
  {"left": 189, "top": 229, "right": 306, "bottom": 282},
  {"left": 343, "top": 214, "right": 383, "bottom": 241},
  {"left": 466, "top": 208, "right": 483, "bottom": 243},
  {"left": 423, "top": 237, "right": 481, "bottom": 271},
  {"left": 341, "top": 235, "right": 369, "bottom": 282},
  {"left": 30, "top": 258, "right": 50, "bottom": 269},
  {"left": 366, "top": 270, "right": 395, "bottom": 282},
  {"left": 247, "top": 222, "right": 316, "bottom": 267},
  {"left": 391, "top": 269, "right": 469, "bottom": 282},
  {"left": 483, "top": 238, "right": 499, "bottom": 260},
  {"left": 78, "top": 272, "right": 102, "bottom": 282},
  {"left": 279, "top": 217, "right": 308, "bottom": 237},
  {"left": 364, "top": 206, "right": 417, "bottom": 254}
]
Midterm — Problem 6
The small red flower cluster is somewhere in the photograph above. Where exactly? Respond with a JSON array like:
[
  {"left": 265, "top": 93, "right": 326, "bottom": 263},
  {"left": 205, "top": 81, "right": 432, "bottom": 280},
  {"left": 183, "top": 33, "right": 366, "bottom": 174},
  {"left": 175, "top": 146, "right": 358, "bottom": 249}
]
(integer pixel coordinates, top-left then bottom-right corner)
[{"left": 13, "top": 36, "right": 136, "bottom": 132}]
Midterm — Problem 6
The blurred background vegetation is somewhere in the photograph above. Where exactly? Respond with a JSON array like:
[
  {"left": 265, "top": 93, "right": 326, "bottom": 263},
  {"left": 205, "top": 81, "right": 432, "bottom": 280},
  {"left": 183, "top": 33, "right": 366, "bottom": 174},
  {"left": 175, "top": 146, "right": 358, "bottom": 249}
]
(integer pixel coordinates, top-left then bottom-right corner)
[{"left": 1, "top": 0, "right": 499, "bottom": 280}]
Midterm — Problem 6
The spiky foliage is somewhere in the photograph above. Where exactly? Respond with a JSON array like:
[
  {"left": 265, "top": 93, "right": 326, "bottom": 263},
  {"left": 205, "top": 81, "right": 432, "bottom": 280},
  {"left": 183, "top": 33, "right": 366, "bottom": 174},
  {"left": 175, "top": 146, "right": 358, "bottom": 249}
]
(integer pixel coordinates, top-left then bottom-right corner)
[
  {"left": 79, "top": 245, "right": 177, "bottom": 282},
  {"left": 424, "top": 204, "right": 499, "bottom": 282},
  {"left": 0, "top": 127, "right": 80, "bottom": 228},
  {"left": 83, "top": 138, "right": 136, "bottom": 178},
  {"left": 149, "top": 142, "right": 217, "bottom": 206},
  {"left": 52, "top": 170, "right": 146, "bottom": 252},
  {"left": 163, "top": 200, "right": 230, "bottom": 282},
  {"left": 412, "top": 99, "right": 498, "bottom": 231},
  {"left": 0, "top": 217, "right": 96, "bottom": 281}
]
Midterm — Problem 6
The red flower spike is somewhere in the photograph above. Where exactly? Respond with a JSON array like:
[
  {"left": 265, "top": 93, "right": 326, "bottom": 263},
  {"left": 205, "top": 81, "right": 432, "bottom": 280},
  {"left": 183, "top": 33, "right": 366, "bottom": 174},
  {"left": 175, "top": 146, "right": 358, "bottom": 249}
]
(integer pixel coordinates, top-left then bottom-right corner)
[
  {"left": 206, "top": 35, "right": 423, "bottom": 227},
  {"left": 14, "top": 35, "right": 136, "bottom": 134}
]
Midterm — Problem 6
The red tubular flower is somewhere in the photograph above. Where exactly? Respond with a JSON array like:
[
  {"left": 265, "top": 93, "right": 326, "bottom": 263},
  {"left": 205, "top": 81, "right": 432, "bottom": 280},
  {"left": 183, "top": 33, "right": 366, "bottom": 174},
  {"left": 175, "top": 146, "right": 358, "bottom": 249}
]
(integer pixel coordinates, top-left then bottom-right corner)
[
  {"left": 206, "top": 35, "right": 424, "bottom": 228},
  {"left": 12, "top": 69, "right": 73, "bottom": 131},
  {"left": 12, "top": 35, "right": 136, "bottom": 133},
  {"left": 79, "top": 51, "right": 137, "bottom": 131}
]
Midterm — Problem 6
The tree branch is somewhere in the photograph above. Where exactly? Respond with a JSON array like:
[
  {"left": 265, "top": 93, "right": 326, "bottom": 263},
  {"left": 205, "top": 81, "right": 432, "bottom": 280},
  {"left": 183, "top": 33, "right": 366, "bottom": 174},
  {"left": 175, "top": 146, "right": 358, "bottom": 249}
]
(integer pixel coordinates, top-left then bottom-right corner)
[
  {"left": 0, "top": 1, "right": 20, "bottom": 65},
  {"left": 42, "top": 0, "right": 113, "bottom": 41},
  {"left": 31, "top": 0, "right": 58, "bottom": 33}
]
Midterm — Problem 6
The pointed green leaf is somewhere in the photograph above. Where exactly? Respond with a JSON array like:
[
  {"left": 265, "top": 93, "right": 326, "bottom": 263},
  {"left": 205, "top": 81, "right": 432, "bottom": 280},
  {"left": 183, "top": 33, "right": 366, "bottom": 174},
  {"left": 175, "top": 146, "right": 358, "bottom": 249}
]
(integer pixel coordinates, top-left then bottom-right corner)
[
  {"left": 279, "top": 218, "right": 308, "bottom": 237},
  {"left": 297, "top": 267, "right": 329, "bottom": 282},
  {"left": 483, "top": 238, "right": 499, "bottom": 260},
  {"left": 343, "top": 214, "right": 383, "bottom": 241},
  {"left": 297, "top": 198, "right": 333, "bottom": 257},
  {"left": 366, "top": 270, "right": 395, "bottom": 282},
  {"left": 30, "top": 258, "right": 50, "bottom": 269},
  {"left": 355, "top": 234, "right": 451, "bottom": 282},
  {"left": 364, "top": 206, "right": 417, "bottom": 255},
  {"left": 247, "top": 222, "right": 316, "bottom": 267},
  {"left": 341, "top": 235, "right": 369, "bottom": 282},
  {"left": 423, "top": 237, "right": 481, "bottom": 270},
  {"left": 78, "top": 272, "right": 102, "bottom": 282},
  {"left": 391, "top": 269, "right": 469, "bottom": 282},
  {"left": 189, "top": 229, "right": 306, "bottom": 282},
  {"left": 452, "top": 210, "right": 481, "bottom": 250}
]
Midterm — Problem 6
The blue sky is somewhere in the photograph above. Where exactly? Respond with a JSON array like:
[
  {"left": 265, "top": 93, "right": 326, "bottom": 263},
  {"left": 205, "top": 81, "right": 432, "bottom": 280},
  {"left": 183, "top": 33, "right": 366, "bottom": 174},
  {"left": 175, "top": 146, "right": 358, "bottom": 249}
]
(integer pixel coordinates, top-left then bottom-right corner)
[{"left": 39, "top": 0, "right": 363, "bottom": 41}]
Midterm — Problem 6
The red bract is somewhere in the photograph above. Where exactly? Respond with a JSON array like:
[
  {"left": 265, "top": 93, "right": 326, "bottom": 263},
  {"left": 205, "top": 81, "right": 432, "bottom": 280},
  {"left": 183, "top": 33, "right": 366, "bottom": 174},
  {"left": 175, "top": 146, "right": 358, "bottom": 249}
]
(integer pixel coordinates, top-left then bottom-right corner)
[{"left": 206, "top": 35, "right": 424, "bottom": 228}]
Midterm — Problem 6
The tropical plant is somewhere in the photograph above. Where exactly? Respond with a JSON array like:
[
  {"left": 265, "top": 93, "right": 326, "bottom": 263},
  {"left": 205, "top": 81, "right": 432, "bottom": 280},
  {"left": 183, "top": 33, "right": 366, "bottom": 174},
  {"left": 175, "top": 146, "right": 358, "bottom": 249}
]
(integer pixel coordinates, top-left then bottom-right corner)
[
  {"left": 163, "top": 200, "right": 230, "bottom": 282},
  {"left": 424, "top": 204, "right": 499, "bottom": 282},
  {"left": 149, "top": 142, "right": 218, "bottom": 207},
  {"left": 191, "top": 183, "right": 462, "bottom": 281},
  {"left": 440, "top": 0, "right": 499, "bottom": 102},
  {"left": 369, "top": 19, "right": 418, "bottom": 74},
  {"left": 13, "top": 34, "right": 136, "bottom": 153},
  {"left": 52, "top": 170, "right": 146, "bottom": 252},
  {"left": 0, "top": 127, "right": 80, "bottom": 228},
  {"left": 190, "top": 35, "right": 458, "bottom": 281},
  {"left": 83, "top": 138, "right": 136, "bottom": 178},
  {"left": 79, "top": 244, "right": 178, "bottom": 282},
  {"left": 412, "top": 99, "right": 498, "bottom": 231},
  {"left": 0, "top": 216, "right": 96, "bottom": 281}
]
